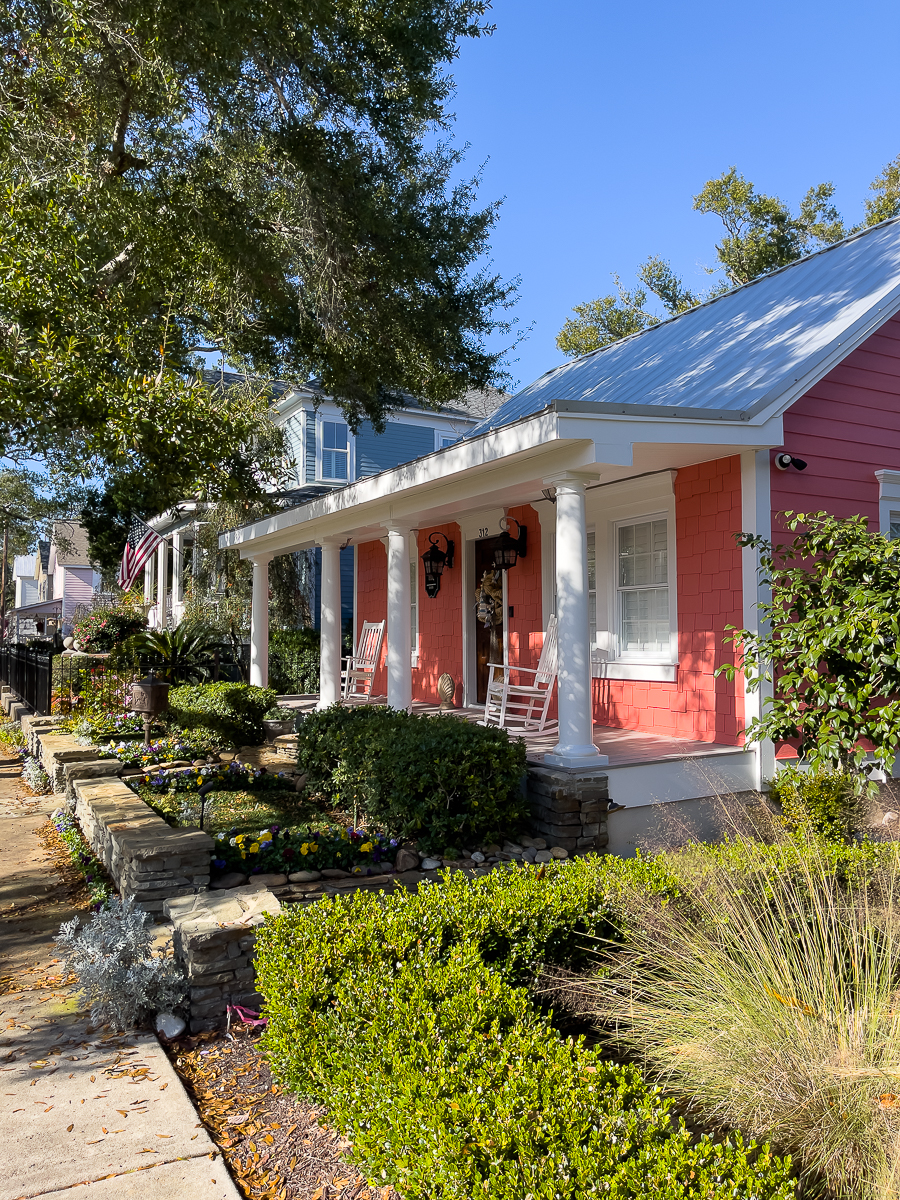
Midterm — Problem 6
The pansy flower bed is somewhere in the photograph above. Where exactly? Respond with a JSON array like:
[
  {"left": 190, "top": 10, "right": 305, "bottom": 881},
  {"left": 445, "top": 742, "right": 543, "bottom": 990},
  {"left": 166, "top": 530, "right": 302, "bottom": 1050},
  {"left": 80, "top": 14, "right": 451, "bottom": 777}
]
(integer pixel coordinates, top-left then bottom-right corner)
[
  {"left": 98, "top": 736, "right": 197, "bottom": 768},
  {"left": 125, "top": 758, "right": 296, "bottom": 795},
  {"left": 209, "top": 824, "right": 399, "bottom": 877}
]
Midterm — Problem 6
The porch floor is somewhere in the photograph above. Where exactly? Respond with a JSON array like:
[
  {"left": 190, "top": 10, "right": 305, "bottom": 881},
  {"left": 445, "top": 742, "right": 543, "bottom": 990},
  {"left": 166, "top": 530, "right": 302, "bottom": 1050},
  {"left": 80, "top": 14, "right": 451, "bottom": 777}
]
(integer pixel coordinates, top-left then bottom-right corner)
[{"left": 279, "top": 694, "right": 741, "bottom": 769}]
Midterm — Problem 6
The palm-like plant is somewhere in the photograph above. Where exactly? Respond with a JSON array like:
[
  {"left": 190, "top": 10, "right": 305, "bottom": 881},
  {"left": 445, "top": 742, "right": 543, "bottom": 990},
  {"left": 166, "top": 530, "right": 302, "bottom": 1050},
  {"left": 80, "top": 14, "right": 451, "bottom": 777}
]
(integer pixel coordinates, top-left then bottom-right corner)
[{"left": 125, "top": 625, "right": 220, "bottom": 684}]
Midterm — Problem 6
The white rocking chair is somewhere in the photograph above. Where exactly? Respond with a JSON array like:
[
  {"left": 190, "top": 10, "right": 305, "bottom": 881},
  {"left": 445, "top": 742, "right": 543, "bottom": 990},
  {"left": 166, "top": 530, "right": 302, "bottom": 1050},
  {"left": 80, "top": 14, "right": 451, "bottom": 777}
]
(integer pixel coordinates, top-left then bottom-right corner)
[
  {"left": 481, "top": 615, "right": 558, "bottom": 732},
  {"left": 342, "top": 619, "right": 385, "bottom": 701}
]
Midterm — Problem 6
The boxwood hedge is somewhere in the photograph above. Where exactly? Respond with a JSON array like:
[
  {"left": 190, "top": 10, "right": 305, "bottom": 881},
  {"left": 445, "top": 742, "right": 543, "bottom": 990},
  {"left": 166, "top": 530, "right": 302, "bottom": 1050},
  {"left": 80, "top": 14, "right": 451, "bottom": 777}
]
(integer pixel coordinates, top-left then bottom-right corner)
[
  {"left": 255, "top": 860, "right": 795, "bottom": 1199},
  {"left": 294, "top": 704, "right": 528, "bottom": 851},
  {"left": 167, "top": 682, "right": 277, "bottom": 745}
]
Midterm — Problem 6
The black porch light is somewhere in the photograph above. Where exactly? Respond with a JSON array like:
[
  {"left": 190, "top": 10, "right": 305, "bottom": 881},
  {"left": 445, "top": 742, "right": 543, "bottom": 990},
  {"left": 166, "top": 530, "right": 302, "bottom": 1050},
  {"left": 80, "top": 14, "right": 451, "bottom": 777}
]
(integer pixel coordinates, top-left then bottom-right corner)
[
  {"left": 421, "top": 532, "right": 455, "bottom": 598},
  {"left": 493, "top": 517, "right": 527, "bottom": 570}
]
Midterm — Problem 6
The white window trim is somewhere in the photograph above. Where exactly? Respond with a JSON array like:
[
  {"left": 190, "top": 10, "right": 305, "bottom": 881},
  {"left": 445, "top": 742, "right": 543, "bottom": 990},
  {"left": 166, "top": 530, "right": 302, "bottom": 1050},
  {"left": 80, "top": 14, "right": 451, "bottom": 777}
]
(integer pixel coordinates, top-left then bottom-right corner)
[
  {"left": 875, "top": 469, "right": 900, "bottom": 536},
  {"left": 315, "top": 411, "right": 355, "bottom": 483},
  {"left": 434, "top": 428, "right": 458, "bottom": 451},
  {"left": 609, "top": 510, "right": 677, "bottom": 663}
]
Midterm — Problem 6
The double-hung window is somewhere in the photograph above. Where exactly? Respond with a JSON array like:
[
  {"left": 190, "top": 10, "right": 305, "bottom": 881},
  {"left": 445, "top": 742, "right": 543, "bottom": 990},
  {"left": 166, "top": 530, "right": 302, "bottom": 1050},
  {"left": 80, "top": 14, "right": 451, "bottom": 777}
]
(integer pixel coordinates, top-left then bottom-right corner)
[
  {"left": 320, "top": 420, "right": 350, "bottom": 482},
  {"left": 890, "top": 512, "right": 900, "bottom": 541},
  {"left": 617, "top": 518, "right": 669, "bottom": 654}
]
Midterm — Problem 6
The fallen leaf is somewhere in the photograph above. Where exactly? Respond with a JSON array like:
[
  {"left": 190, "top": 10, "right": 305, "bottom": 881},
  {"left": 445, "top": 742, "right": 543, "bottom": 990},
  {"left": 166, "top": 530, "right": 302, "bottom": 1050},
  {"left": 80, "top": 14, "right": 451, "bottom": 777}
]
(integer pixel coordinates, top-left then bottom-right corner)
[
  {"left": 156, "top": 1133, "right": 172, "bottom": 1138},
  {"left": 66, "top": 1124, "right": 73, "bottom": 1132},
  {"left": 116, "top": 1110, "right": 129, "bottom": 1117},
  {"left": 159, "top": 1083, "right": 167, "bottom": 1090},
  {"left": 90, "top": 1075, "right": 95, "bottom": 1082}
]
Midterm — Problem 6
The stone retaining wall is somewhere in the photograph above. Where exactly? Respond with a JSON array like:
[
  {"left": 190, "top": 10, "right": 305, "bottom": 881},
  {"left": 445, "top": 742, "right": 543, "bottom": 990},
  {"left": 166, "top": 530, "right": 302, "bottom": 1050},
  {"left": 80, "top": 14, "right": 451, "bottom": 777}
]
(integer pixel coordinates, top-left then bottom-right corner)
[
  {"left": 72, "top": 776, "right": 214, "bottom": 914},
  {"left": 164, "top": 888, "right": 281, "bottom": 1032}
]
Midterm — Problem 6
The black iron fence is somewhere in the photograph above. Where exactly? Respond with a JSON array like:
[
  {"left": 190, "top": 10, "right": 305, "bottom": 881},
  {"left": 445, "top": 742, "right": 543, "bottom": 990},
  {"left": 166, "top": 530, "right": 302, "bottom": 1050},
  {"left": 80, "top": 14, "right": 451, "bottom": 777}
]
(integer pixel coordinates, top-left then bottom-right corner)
[
  {"left": 0, "top": 644, "right": 55, "bottom": 715},
  {"left": 51, "top": 642, "right": 251, "bottom": 719}
]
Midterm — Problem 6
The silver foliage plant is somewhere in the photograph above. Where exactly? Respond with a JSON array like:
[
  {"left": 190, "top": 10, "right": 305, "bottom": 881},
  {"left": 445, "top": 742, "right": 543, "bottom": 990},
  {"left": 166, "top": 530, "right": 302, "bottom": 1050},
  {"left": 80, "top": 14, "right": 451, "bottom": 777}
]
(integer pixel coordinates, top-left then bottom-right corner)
[
  {"left": 21, "top": 754, "right": 51, "bottom": 794},
  {"left": 56, "top": 896, "right": 187, "bottom": 1030}
]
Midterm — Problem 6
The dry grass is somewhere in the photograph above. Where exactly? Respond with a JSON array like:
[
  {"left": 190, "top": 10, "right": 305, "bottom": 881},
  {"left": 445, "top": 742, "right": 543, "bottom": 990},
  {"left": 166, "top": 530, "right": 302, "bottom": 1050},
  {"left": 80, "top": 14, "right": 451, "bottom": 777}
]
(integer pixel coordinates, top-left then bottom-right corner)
[{"left": 584, "top": 835, "right": 900, "bottom": 1200}]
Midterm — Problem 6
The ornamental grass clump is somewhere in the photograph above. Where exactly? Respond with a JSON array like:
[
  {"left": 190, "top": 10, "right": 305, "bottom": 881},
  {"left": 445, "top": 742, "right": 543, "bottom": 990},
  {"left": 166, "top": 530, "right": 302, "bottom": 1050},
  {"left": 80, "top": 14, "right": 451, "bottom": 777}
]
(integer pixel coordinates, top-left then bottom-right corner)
[{"left": 584, "top": 835, "right": 900, "bottom": 1200}]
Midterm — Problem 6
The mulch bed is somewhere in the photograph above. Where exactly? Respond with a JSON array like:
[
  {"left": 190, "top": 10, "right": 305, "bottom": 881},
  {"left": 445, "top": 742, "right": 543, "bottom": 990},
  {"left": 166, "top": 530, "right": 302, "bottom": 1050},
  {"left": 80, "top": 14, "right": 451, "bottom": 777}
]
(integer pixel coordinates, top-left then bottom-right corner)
[{"left": 162, "top": 1024, "right": 400, "bottom": 1200}]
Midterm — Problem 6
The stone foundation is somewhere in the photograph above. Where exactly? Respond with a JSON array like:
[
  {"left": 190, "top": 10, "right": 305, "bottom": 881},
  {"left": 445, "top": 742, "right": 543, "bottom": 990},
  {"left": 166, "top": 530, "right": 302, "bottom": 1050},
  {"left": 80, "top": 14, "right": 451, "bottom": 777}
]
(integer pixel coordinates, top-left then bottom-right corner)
[
  {"left": 164, "top": 888, "right": 282, "bottom": 1032},
  {"left": 526, "top": 763, "right": 611, "bottom": 852}
]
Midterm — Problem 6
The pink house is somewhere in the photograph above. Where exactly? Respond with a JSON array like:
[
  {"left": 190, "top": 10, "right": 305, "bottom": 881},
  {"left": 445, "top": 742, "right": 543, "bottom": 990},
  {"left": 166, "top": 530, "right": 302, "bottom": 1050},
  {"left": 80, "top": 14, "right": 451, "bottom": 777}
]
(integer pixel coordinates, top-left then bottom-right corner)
[{"left": 221, "top": 217, "right": 900, "bottom": 836}]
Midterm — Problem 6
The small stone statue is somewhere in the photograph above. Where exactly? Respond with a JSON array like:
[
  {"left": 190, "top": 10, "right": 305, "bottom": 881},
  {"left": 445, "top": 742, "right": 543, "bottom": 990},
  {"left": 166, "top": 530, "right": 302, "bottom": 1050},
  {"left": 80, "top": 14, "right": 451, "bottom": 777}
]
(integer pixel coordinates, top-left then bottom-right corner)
[{"left": 438, "top": 673, "right": 456, "bottom": 710}]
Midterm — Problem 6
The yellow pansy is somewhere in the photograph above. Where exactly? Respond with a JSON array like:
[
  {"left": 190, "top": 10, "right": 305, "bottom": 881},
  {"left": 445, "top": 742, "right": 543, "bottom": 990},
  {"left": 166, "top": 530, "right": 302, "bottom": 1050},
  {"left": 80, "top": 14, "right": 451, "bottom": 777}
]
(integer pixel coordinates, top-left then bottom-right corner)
[
  {"left": 249, "top": 843, "right": 260, "bottom": 853},
  {"left": 300, "top": 843, "right": 309, "bottom": 856},
  {"left": 360, "top": 841, "right": 373, "bottom": 853},
  {"left": 241, "top": 852, "right": 246, "bottom": 859}
]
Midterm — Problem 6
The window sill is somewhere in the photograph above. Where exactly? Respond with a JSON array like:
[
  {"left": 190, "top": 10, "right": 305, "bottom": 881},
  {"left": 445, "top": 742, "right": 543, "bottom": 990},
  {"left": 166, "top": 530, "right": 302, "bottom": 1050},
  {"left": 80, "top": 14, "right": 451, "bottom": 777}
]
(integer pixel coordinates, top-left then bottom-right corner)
[{"left": 591, "top": 659, "right": 678, "bottom": 683}]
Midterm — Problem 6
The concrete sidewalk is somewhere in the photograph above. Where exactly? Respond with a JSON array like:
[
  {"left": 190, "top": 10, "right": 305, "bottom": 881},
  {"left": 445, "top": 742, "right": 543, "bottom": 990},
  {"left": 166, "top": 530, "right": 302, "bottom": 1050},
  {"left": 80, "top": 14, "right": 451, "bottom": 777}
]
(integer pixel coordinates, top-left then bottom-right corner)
[{"left": 1, "top": 751, "right": 241, "bottom": 1199}]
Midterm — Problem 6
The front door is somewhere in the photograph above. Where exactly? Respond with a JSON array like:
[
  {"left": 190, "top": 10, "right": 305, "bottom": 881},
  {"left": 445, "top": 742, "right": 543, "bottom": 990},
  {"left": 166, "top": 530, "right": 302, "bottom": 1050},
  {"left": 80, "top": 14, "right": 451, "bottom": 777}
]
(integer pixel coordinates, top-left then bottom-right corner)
[{"left": 474, "top": 537, "right": 505, "bottom": 703}]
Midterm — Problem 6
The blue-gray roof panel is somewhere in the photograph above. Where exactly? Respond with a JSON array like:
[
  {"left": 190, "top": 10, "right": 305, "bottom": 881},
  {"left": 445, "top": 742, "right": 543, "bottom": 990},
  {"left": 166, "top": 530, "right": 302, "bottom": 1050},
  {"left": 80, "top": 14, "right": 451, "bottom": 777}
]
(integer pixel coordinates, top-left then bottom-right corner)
[{"left": 470, "top": 217, "right": 900, "bottom": 436}]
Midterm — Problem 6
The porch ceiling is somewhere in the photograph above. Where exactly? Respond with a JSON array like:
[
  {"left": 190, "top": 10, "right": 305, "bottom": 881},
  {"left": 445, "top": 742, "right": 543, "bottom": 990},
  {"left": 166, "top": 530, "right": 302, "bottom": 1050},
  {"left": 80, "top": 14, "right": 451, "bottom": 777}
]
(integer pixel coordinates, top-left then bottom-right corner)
[{"left": 220, "top": 405, "right": 784, "bottom": 558}]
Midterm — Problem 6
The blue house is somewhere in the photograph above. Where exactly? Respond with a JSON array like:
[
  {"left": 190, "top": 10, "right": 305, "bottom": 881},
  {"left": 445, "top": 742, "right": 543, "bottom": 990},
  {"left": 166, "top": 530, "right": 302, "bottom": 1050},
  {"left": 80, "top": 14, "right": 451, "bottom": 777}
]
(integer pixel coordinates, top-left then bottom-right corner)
[{"left": 270, "top": 382, "right": 486, "bottom": 634}]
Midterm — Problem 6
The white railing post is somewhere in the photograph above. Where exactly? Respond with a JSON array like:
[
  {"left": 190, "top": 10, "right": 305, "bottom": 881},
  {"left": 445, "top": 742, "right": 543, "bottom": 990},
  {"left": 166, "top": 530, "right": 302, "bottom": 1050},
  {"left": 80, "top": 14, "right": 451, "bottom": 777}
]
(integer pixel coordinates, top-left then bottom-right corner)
[
  {"left": 171, "top": 529, "right": 185, "bottom": 624},
  {"left": 155, "top": 539, "right": 167, "bottom": 630}
]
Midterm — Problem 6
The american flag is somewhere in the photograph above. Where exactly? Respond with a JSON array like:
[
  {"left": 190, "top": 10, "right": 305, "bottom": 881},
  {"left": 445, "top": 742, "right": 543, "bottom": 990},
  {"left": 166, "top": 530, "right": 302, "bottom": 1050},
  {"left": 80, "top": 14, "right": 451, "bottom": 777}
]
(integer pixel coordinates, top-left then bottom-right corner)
[{"left": 117, "top": 516, "right": 163, "bottom": 591}]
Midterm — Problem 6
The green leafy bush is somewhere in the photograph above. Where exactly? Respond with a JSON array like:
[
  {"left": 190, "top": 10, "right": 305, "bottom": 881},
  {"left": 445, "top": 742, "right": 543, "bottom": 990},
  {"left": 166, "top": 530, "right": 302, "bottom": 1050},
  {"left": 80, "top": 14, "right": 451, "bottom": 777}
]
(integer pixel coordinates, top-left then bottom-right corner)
[
  {"left": 167, "top": 682, "right": 276, "bottom": 745},
  {"left": 269, "top": 628, "right": 319, "bottom": 694},
  {"left": 72, "top": 607, "right": 145, "bottom": 651},
  {"left": 256, "top": 863, "right": 794, "bottom": 1200},
  {"left": 768, "top": 763, "right": 862, "bottom": 842},
  {"left": 295, "top": 704, "right": 528, "bottom": 851}
]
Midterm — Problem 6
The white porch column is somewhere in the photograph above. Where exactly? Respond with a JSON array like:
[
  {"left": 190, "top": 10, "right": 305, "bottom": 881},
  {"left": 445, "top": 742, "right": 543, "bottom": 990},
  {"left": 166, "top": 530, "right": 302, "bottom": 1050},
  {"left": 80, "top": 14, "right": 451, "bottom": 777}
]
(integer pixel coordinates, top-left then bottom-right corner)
[
  {"left": 386, "top": 524, "right": 412, "bottom": 711},
  {"left": 155, "top": 539, "right": 167, "bottom": 629},
  {"left": 143, "top": 559, "right": 153, "bottom": 605},
  {"left": 318, "top": 540, "right": 342, "bottom": 708},
  {"left": 249, "top": 554, "right": 272, "bottom": 688},
  {"left": 544, "top": 479, "right": 607, "bottom": 768},
  {"left": 171, "top": 529, "right": 185, "bottom": 622},
  {"left": 740, "top": 449, "right": 775, "bottom": 788}
]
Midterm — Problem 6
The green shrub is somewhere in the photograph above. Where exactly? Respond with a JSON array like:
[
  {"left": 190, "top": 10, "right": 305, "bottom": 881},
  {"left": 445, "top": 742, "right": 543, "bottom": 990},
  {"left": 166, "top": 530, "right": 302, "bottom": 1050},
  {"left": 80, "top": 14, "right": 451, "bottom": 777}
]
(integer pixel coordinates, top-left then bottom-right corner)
[
  {"left": 167, "top": 682, "right": 276, "bottom": 745},
  {"left": 269, "top": 628, "right": 319, "bottom": 694},
  {"left": 295, "top": 704, "right": 528, "bottom": 850},
  {"left": 256, "top": 863, "right": 794, "bottom": 1200},
  {"left": 768, "top": 763, "right": 862, "bottom": 841}
]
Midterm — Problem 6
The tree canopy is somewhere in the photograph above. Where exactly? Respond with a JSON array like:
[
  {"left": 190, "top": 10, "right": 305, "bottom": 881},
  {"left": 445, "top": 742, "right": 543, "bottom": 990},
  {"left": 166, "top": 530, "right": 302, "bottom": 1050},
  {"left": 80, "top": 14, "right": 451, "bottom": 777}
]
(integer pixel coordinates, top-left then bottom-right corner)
[
  {"left": 556, "top": 161, "right": 900, "bottom": 357},
  {"left": 0, "top": 0, "right": 513, "bottom": 529}
]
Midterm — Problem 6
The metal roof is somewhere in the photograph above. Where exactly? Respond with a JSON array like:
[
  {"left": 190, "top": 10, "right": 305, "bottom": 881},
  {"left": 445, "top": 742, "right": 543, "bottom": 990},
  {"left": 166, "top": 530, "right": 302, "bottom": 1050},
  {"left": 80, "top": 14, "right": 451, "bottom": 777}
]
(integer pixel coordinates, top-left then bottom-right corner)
[{"left": 470, "top": 216, "right": 900, "bottom": 436}]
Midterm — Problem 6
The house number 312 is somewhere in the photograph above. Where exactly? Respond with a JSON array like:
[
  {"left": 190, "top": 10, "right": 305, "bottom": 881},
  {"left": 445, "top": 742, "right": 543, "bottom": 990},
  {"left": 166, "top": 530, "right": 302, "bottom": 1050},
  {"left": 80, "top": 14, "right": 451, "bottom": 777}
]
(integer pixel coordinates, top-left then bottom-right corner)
[{"left": 478, "top": 527, "right": 489, "bottom": 538}]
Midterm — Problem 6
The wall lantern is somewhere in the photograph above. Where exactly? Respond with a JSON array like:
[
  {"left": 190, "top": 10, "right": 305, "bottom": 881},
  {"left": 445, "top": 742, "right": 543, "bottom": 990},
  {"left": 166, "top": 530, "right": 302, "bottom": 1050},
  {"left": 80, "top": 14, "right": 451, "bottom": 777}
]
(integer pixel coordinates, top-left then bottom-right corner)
[
  {"left": 493, "top": 517, "right": 527, "bottom": 571},
  {"left": 421, "top": 532, "right": 455, "bottom": 598}
]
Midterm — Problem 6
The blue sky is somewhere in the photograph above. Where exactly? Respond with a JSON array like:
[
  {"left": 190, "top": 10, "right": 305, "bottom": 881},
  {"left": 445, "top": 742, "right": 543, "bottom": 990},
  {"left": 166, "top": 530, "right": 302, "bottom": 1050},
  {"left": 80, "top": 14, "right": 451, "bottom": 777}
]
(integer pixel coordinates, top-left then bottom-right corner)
[{"left": 448, "top": 0, "right": 900, "bottom": 391}]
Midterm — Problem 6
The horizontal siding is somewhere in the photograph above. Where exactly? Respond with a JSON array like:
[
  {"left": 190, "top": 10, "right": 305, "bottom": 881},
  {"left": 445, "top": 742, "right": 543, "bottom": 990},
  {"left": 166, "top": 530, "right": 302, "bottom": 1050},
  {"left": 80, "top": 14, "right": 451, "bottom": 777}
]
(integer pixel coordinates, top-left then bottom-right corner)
[
  {"left": 356, "top": 422, "right": 433, "bottom": 478},
  {"left": 62, "top": 568, "right": 94, "bottom": 622},
  {"left": 773, "top": 312, "right": 900, "bottom": 526},
  {"left": 281, "top": 412, "right": 305, "bottom": 486}
]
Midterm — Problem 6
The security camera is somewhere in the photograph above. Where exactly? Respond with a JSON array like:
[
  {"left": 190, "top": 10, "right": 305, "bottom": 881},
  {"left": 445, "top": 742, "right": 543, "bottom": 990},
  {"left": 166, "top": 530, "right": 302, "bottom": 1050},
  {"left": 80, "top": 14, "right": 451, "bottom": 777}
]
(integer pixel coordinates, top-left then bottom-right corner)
[{"left": 774, "top": 453, "right": 808, "bottom": 471}]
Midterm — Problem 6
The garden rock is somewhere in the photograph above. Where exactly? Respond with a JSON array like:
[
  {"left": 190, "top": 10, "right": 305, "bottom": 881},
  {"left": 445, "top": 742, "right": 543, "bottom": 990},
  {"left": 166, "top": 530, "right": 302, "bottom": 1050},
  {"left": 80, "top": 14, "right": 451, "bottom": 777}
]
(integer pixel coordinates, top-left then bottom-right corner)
[
  {"left": 321, "top": 867, "right": 351, "bottom": 878},
  {"left": 420, "top": 857, "right": 442, "bottom": 870},
  {"left": 534, "top": 849, "right": 553, "bottom": 863},
  {"left": 192, "top": 759, "right": 207, "bottom": 767},
  {"left": 394, "top": 847, "right": 420, "bottom": 872},
  {"left": 549, "top": 846, "right": 569, "bottom": 859},
  {"left": 483, "top": 843, "right": 501, "bottom": 854},
  {"left": 155, "top": 1011, "right": 187, "bottom": 1038},
  {"left": 288, "top": 869, "right": 322, "bottom": 882},
  {"left": 471, "top": 850, "right": 486, "bottom": 863},
  {"left": 522, "top": 846, "right": 537, "bottom": 862},
  {"left": 883, "top": 811, "right": 898, "bottom": 825},
  {"left": 211, "top": 872, "right": 248, "bottom": 889},
  {"left": 247, "top": 873, "right": 287, "bottom": 887},
  {"left": 502, "top": 841, "right": 524, "bottom": 855}
]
